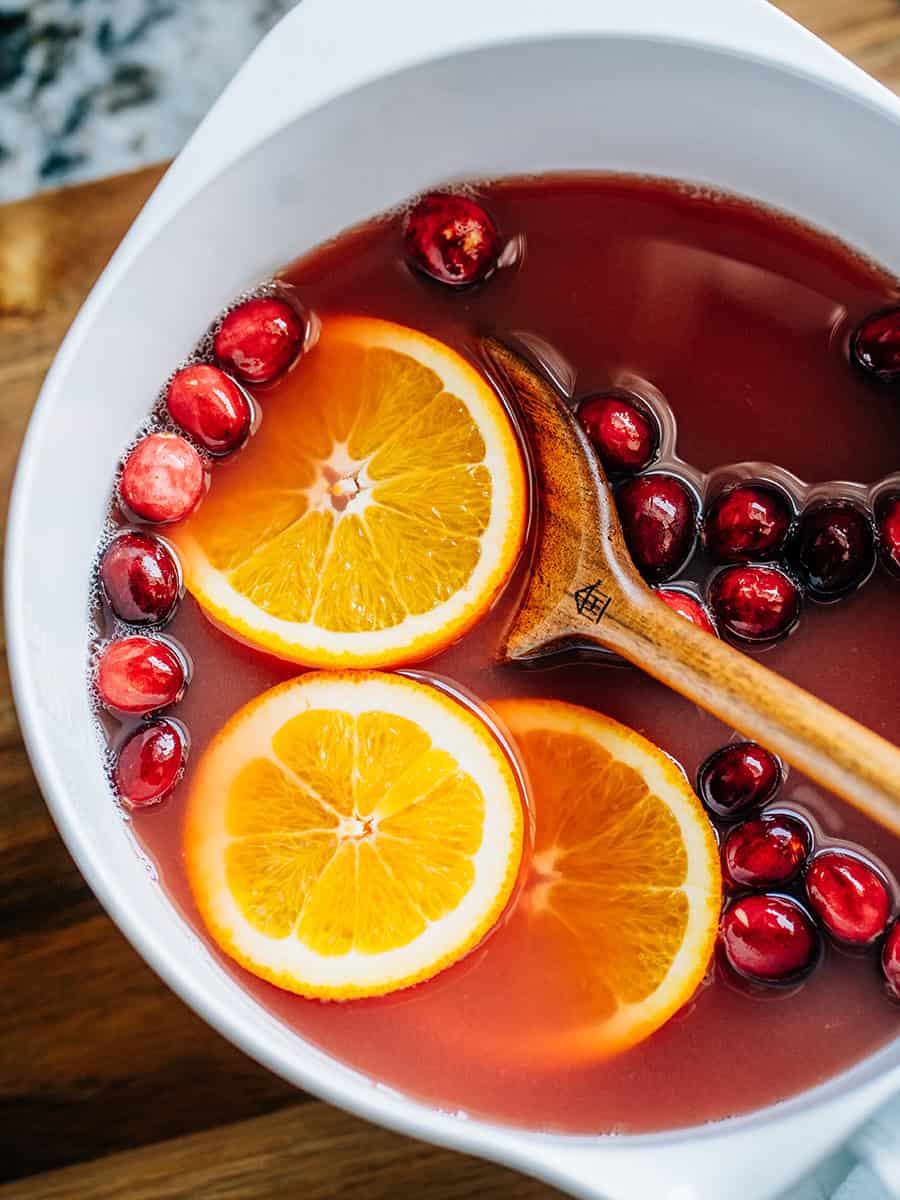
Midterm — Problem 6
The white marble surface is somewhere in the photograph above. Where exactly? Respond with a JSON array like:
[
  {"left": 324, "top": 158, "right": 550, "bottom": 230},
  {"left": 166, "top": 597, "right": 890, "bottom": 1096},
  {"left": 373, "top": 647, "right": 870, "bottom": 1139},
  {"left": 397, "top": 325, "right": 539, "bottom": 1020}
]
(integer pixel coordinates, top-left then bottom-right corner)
[{"left": 0, "top": 0, "right": 297, "bottom": 202}]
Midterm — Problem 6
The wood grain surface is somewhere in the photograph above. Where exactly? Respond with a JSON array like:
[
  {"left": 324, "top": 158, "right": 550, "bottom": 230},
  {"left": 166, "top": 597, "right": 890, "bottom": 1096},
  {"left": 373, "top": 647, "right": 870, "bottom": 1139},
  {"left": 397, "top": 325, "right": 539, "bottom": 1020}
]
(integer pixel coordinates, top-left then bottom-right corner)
[{"left": 0, "top": 4, "right": 897, "bottom": 1196}]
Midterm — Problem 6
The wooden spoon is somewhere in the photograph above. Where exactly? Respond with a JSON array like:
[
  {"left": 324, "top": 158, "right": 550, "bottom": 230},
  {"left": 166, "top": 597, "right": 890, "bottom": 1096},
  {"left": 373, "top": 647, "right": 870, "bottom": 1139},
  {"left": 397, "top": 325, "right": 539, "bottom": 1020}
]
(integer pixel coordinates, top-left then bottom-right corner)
[{"left": 483, "top": 338, "right": 900, "bottom": 836}]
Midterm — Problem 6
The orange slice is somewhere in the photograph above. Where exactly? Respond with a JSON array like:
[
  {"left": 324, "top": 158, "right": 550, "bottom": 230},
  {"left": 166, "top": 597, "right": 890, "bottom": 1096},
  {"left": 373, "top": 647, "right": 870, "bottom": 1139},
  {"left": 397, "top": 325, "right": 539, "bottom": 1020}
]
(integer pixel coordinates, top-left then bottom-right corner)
[
  {"left": 170, "top": 317, "right": 527, "bottom": 667},
  {"left": 185, "top": 672, "right": 524, "bottom": 999},
  {"left": 491, "top": 698, "right": 721, "bottom": 1058}
]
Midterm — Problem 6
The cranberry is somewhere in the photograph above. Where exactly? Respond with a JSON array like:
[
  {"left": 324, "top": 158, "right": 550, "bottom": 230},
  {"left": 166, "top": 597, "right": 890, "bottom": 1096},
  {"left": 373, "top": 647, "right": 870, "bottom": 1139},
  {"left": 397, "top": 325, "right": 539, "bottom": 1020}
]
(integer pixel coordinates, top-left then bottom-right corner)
[
  {"left": 704, "top": 484, "right": 792, "bottom": 563},
  {"left": 709, "top": 564, "right": 800, "bottom": 643},
  {"left": 114, "top": 719, "right": 186, "bottom": 808},
  {"left": 656, "top": 587, "right": 717, "bottom": 636},
  {"left": 166, "top": 364, "right": 252, "bottom": 456},
  {"left": 119, "top": 432, "right": 206, "bottom": 524},
  {"left": 805, "top": 850, "right": 891, "bottom": 946},
  {"left": 214, "top": 296, "right": 305, "bottom": 384},
  {"left": 616, "top": 473, "right": 697, "bottom": 582},
  {"left": 578, "top": 393, "right": 657, "bottom": 475},
  {"left": 876, "top": 493, "right": 900, "bottom": 577},
  {"left": 96, "top": 636, "right": 186, "bottom": 715},
  {"left": 721, "top": 894, "right": 818, "bottom": 983},
  {"left": 698, "top": 742, "right": 782, "bottom": 818},
  {"left": 851, "top": 306, "right": 900, "bottom": 385},
  {"left": 882, "top": 921, "right": 900, "bottom": 999},
  {"left": 792, "top": 502, "right": 875, "bottom": 600},
  {"left": 99, "top": 531, "right": 181, "bottom": 625},
  {"left": 403, "top": 192, "right": 501, "bottom": 286},
  {"left": 724, "top": 814, "right": 809, "bottom": 888}
]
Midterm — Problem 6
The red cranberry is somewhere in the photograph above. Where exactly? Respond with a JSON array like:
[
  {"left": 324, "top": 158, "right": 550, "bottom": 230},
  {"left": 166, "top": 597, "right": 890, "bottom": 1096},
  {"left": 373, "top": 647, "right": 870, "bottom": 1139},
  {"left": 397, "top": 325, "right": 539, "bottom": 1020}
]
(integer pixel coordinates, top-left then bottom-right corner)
[
  {"left": 709, "top": 564, "right": 800, "bottom": 643},
  {"left": 704, "top": 484, "right": 792, "bottom": 563},
  {"left": 120, "top": 432, "right": 206, "bottom": 524},
  {"left": 403, "top": 192, "right": 501, "bottom": 286},
  {"left": 616, "top": 473, "right": 697, "bottom": 582},
  {"left": 214, "top": 296, "right": 305, "bottom": 384},
  {"left": 99, "top": 531, "right": 181, "bottom": 625},
  {"left": 166, "top": 364, "right": 252, "bottom": 456},
  {"left": 721, "top": 894, "right": 818, "bottom": 983},
  {"left": 724, "top": 814, "right": 809, "bottom": 888},
  {"left": 698, "top": 742, "right": 782, "bottom": 818},
  {"left": 656, "top": 587, "right": 717, "bottom": 636},
  {"left": 578, "top": 393, "right": 657, "bottom": 475},
  {"left": 792, "top": 502, "right": 875, "bottom": 600},
  {"left": 806, "top": 850, "right": 891, "bottom": 946},
  {"left": 882, "top": 921, "right": 900, "bottom": 999},
  {"left": 876, "top": 493, "right": 900, "bottom": 577},
  {"left": 96, "top": 636, "right": 186, "bottom": 715},
  {"left": 114, "top": 719, "right": 186, "bottom": 808},
  {"left": 851, "top": 306, "right": 900, "bottom": 385}
]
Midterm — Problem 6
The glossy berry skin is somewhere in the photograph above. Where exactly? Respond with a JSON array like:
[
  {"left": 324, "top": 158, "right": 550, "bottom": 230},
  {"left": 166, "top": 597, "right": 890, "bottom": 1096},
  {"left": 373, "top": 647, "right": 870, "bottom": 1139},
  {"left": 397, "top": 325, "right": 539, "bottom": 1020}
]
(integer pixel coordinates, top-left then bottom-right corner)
[
  {"left": 214, "top": 296, "right": 305, "bottom": 384},
  {"left": 616, "top": 473, "right": 697, "bottom": 582},
  {"left": 119, "top": 432, "right": 206, "bottom": 524},
  {"left": 793, "top": 502, "right": 875, "bottom": 600},
  {"left": 698, "top": 742, "right": 782, "bottom": 819},
  {"left": 851, "top": 306, "right": 900, "bottom": 385},
  {"left": 166, "top": 364, "right": 252, "bottom": 455},
  {"left": 724, "top": 814, "right": 809, "bottom": 888},
  {"left": 114, "top": 719, "right": 186, "bottom": 808},
  {"left": 403, "top": 192, "right": 501, "bottom": 287},
  {"left": 578, "top": 393, "right": 657, "bottom": 475},
  {"left": 882, "top": 921, "right": 900, "bottom": 1000},
  {"left": 99, "top": 531, "right": 181, "bottom": 625},
  {"left": 806, "top": 851, "right": 891, "bottom": 946},
  {"left": 704, "top": 484, "right": 792, "bottom": 563},
  {"left": 876, "top": 493, "right": 900, "bottom": 577},
  {"left": 709, "top": 564, "right": 800, "bottom": 643},
  {"left": 656, "top": 587, "right": 717, "bottom": 636},
  {"left": 721, "top": 894, "right": 818, "bottom": 984},
  {"left": 96, "top": 636, "right": 186, "bottom": 715}
]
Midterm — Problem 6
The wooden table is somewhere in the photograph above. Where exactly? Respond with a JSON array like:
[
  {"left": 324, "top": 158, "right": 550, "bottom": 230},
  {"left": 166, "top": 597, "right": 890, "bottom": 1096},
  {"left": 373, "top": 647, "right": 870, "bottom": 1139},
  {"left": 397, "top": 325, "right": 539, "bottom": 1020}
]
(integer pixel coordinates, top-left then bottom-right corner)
[{"left": 1, "top": 4, "right": 898, "bottom": 1196}]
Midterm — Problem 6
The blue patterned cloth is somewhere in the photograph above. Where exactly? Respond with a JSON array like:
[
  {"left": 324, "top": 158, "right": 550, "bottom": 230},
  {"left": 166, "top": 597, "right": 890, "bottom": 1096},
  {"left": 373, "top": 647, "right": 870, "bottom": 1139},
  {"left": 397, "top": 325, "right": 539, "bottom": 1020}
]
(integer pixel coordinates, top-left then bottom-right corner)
[{"left": 781, "top": 1096, "right": 900, "bottom": 1200}]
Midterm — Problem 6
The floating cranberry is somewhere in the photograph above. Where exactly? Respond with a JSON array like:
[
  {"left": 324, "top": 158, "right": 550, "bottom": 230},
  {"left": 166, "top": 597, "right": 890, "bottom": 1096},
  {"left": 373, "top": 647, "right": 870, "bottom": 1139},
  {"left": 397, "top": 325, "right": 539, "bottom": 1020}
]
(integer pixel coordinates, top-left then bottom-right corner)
[
  {"left": 656, "top": 587, "right": 717, "bottom": 636},
  {"left": 851, "top": 306, "right": 900, "bottom": 385},
  {"left": 792, "top": 502, "right": 875, "bottom": 600},
  {"left": 214, "top": 296, "right": 305, "bottom": 384},
  {"left": 698, "top": 742, "right": 782, "bottom": 818},
  {"left": 96, "top": 636, "right": 186, "bottom": 715},
  {"left": 721, "top": 894, "right": 818, "bottom": 984},
  {"left": 403, "top": 192, "right": 501, "bottom": 286},
  {"left": 578, "top": 393, "right": 657, "bottom": 475},
  {"left": 99, "top": 531, "right": 181, "bottom": 625},
  {"left": 709, "top": 564, "right": 800, "bottom": 643},
  {"left": 876, "top": 493, "right": 900, "bottom": 577},
  {"left": 119, "top": 432, "right": 206, "bottom": 524},
  {"left": 616, "top": 473, "right": 696, "bottom": 582},
  {"left": 806, "top": 850, "right": 891, "bottom": 946},
  {"left": 724, "top": 814, "right": 809, "bottom": 888},
  {"left": 114, "top": 719, "right": 186, "bottom": 808},
  {"left": 166, "top": 364, "right": 252, "bottom": 456},
  {"left": 704, "top": 483, "right": 792, "bottom": 563},
  {"left": 882, "top": 921, "right": 900, "bottom": 999}
]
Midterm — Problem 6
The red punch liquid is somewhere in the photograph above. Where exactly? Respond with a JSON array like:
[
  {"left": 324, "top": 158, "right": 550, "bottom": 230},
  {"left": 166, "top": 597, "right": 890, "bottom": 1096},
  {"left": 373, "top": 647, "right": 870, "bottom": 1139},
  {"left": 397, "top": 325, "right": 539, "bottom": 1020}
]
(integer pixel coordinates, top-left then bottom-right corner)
[{"left": 97, "top": 176, "right": 900, "bottom": 1133}]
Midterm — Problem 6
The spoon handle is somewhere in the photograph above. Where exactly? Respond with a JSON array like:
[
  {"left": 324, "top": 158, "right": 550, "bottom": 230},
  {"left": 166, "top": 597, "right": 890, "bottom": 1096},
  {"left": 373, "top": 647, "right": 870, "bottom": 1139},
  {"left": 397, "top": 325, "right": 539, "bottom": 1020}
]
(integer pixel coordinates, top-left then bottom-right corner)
[{"left": 591, "top": 591, "right": 900, "bottom": 834}]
